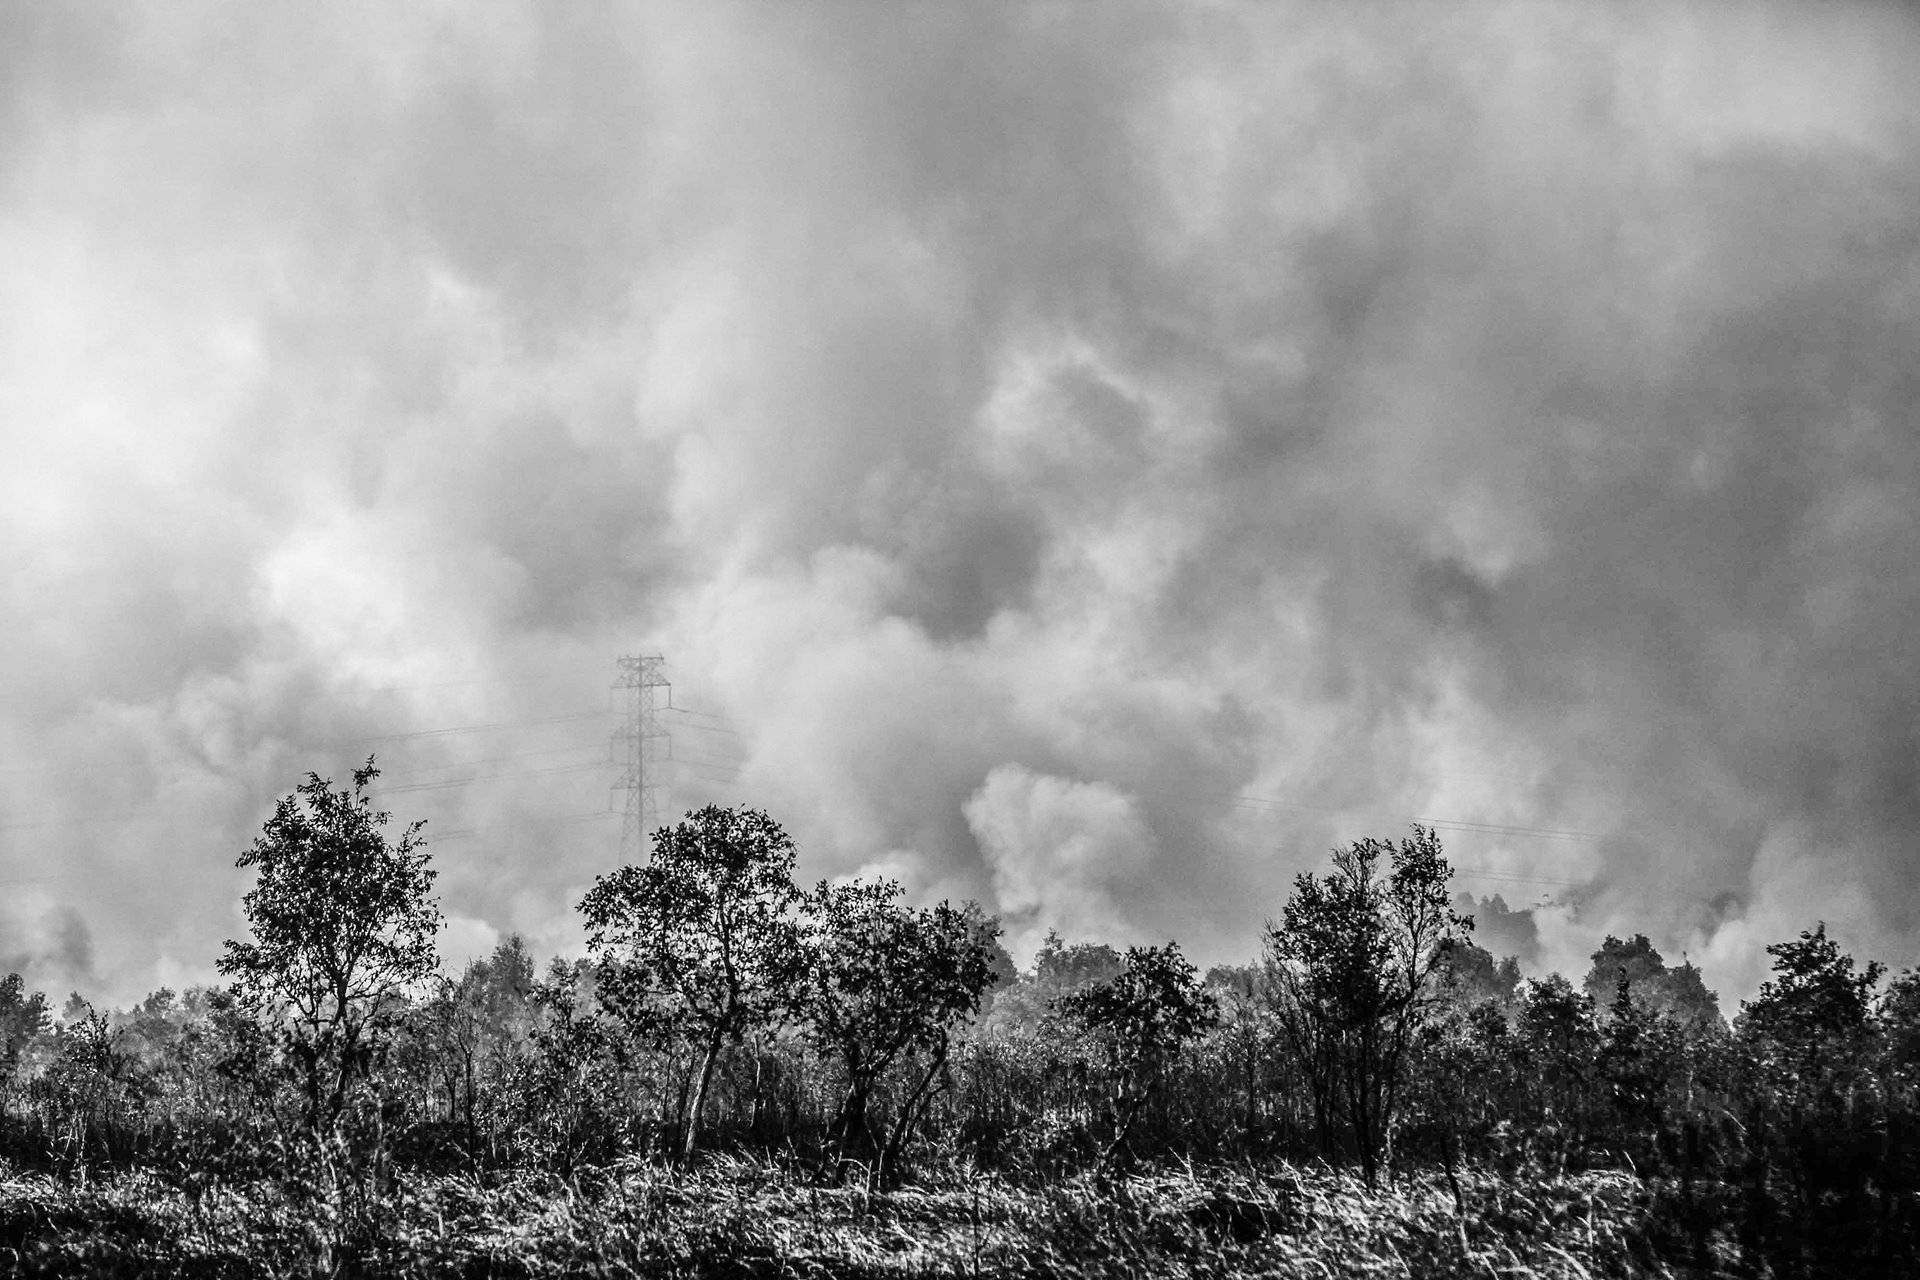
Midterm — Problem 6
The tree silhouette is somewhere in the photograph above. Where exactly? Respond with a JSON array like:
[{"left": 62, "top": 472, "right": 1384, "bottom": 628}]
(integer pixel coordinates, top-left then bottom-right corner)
[
  {"left": 218, "top": 758, "right": 439, "bottom": 1133},
  {"left": 1583, "top": 934, "right": 1724, "bottom": 1037},
  {"left": 977, "top": 931, "right": 1121, "bottom": 1033},
  {"left": 1595, "top": 972, "right": 1684, "bottom": 1168},
  {"left": 797, "top": 880, "right": 1001, "bottom": 1186},
  {"left": 1582, "top": 935, "right": 1668, "bottom": 1006},
  {"left": 1437, "top": 938, "right": 1522, "bottom": 1008},
  {"left": 579, "top": 805, "right": 805, "bottom": 1160},
  {"left": 1739, "top": 923, "right": 1882, "bottom": 1055},
  {"left": 0, "top": 973, "right": 49, "bottom": 1087},
  {"left": 1735, "top": 924, "right": 1890, "bottom": 1266},
  {"left": 414, "top": 933, "right": 537, "bottom": 1147},
  {"left": 1264, "top": 825, "right": 1467, "bottom": 1184},
  {"left": 1515, "top": 973, "right": 1600, "bottom": 1164},
  {"left": 1058, "top": 942, "right": 1217, "bottom": 1168}
]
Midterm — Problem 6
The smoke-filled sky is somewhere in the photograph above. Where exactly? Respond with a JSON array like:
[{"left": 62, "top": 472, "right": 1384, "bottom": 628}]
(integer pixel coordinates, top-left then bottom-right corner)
[{"left": 4, "top": 2, "right": 1919, "bottom": 1010}]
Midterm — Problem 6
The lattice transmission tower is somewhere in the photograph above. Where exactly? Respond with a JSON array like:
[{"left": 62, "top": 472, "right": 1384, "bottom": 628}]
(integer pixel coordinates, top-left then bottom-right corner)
[{"left": 612, "top": 654, "right": 670, "bottom": 860}]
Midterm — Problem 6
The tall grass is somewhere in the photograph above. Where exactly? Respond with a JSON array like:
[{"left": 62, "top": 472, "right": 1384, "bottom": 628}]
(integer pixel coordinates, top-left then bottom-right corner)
[{"left": 0, "top": 1154, "right": 1685, "bottom": 1278}]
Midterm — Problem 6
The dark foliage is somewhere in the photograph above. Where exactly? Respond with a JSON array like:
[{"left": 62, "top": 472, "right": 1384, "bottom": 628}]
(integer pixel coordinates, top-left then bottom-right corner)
[
  {"left": 797, "top": 880, "right": 1002, "bottom": 1187},
  {"left": 1056, "top": 943, "right": 1217, "bottom": 1167},
  {"left": 217, "top": 759, "right": 439, "bottom": 1137},
  {"left": 1262, "top": 825, "right": 1469, "bottom": 1184},
  {"left": 579, "top": 804, "right": 806, "bottom": 1161}
]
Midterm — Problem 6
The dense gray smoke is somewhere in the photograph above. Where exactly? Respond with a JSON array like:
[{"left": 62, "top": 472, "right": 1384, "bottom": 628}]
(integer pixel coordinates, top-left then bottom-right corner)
[{"left": 2, "top": 3, "right": 1917, "bottom": 1004}]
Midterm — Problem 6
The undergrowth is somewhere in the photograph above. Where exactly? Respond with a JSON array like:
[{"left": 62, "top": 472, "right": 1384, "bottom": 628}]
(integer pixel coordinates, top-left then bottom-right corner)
[{"left": 0, "top": 1154, "right": 1694, "bottom": 1279}]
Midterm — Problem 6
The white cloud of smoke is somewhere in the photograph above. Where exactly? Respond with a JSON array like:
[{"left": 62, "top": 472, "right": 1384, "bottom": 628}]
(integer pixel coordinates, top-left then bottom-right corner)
[
  {"left": 965, "top": 765, "right": 1161, "bottom": 962},
  {"left": 3, "top": 2, "right": 1919, "bottom": 1006}
]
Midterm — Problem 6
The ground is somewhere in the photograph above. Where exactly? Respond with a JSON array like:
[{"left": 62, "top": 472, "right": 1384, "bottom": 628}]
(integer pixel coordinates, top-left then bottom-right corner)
[{"left": 0, "top": 1157, "right": 1691, "bottom": 1278}]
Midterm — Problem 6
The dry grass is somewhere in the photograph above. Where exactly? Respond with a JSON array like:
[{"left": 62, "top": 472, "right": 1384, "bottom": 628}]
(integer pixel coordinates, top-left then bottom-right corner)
[{"left": 0, "top": 1155, "right": 1687, "bottom": 1278}]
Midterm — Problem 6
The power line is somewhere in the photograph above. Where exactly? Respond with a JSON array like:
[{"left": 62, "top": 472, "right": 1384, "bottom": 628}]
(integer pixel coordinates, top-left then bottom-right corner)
[
  {"left": 1450, "top": 866, "right": 1586, "bottom": 888},
  {"left": 676, "top": 757, "right": 742, "bottom": 774},
  {"left": 374, "top": 744, "right": 608, "bottom": 781},
  {"left": 662, "top": 696, "right": 736, "bottom": 723},
  {"left": 1174, "top": 783, "right": 1617, "bottom": 844},
  {"left": 5, "top": 748, "right": 609, "bottom": 813},
  {"left": 668, "top": 748, "right": 746, "bottom": 769},
  {"left": 658, "top": 717, "right": 740, "bottom": 737},
  {"left": 677, "top": 763, "right": 742, "bottom": 782},
  {"left": 1, "top": 695, "right": 618, "bottom": 776},
  {"left": 1416, "top": 816, "right": 1609, "bottom": 843},
  {"left": 424, "top": 808, "right": 620, "bottom": 843},
  {"left": 340, "top": 708, "right": 613, "bottom": 746},
  {"left": 1116, "top": 782, "right": 1600, "bottom": 890},
  {"left": 0, "top": 812, "right": 152, "bottom": 835},
  {"left": 327, "top": 676, "right": 562, "bottom": 696},
  {"left": 0, "top": 714, "right": 621, "bottom": 832},
  {"left": 371, "top": 759, "right": 617, "bottom": 797}
]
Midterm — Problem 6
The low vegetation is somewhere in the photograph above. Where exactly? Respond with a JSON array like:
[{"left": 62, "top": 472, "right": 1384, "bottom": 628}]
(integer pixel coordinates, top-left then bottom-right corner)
[
  {"left": 0, "top": 1157, "right": 1666, "bottom": 1278},
  {"left": 1, "top": 760, "right": 1916, "bottom": 1276}
]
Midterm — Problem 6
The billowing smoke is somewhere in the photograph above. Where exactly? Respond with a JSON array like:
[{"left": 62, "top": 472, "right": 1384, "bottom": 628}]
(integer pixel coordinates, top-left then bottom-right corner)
[
  {"left": 0, "top": 895, "right": 94, "bottom": 997},
  {"left": 3, "top": 3, "right": 1918, "bottom": 1005},
  {"left": 965, "top": 765, "right": 1161, "bottom": 961}
]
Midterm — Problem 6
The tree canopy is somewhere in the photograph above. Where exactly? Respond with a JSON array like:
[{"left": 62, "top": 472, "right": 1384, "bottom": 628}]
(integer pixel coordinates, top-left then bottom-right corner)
[
  {"left": 798, "top": 880, "right": 1002, "bottom": 1185},
  {"left": 217, "top": 757, "right": 439, "bottom": 1130},
  {"left": 1058, "top": 942, "right": 1218, "bottom": 1166},
  {"left": 1264, "top": 825, "right": 1468, "bottom": 1184},
  {"left": 579, "top": 804, "right": 806, "bottom": 1159}
]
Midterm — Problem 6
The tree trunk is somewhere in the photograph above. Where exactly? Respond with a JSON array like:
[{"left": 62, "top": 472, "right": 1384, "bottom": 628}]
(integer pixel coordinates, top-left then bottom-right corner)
[
  {"left": 830, "top": 1079, "right": 875, "bottom": 1180},
  {"left": 1442, "top": 1124, "right": 1464, "bottom": 1216},
  {"left": 878, "top": 1044, "right": 949, "bottom": 1192},
  {"left": 1244, "top": 1028, "right": 1258, "bottom": 1144},
  {"left": 1346, "top": 1047, "right": 1379, "bottom": 1187},
  {"left": 296, "top": 1039, "right": 325, "bottom": 1135},
  {"left": 748, "top": 1040, "right": 766, "bottom": 1142},
  {"left": 463, "top": 1050, "right": 478, "bottom": 1153},
  {"left": 684, "top": 1029, "right": 723, "bottom": 1162},
  {"left": 1103, "top": 1084, "right": 1145, "bottom": 1170}
]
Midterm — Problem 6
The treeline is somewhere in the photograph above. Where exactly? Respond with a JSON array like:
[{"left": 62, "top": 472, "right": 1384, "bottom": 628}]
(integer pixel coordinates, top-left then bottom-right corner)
[{"left": 2, "top": 762, "right": 1919, "bottom": 1275}]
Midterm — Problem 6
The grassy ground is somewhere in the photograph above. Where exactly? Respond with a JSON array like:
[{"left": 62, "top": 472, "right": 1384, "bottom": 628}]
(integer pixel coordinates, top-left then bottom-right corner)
[{"left": 0, "top": 1156, "right": 1696, "bottom": 1278}]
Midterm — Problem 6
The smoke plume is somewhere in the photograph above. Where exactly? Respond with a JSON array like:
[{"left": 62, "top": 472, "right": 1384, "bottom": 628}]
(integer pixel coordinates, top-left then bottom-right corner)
[{"left": 3, "top": 3, "right": 1918, "bottom": 1003}]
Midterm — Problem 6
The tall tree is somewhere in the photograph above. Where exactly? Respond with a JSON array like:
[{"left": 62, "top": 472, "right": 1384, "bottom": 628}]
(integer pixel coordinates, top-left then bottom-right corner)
[
  {"left": 1582, "top": 934, "right": 1669, "bottom": 1005},
  {"left": 797, "top": 880, "right": 1001, "bottom": 1186},
  {"left": 1204, "top": 963, "right": 1273, "bottom": 1143},
  {"left": 0, "top": 973, "right": 50, "bottom": 1087},
  {"left": 416, "top": 933, "right": 538, "bottom": 1144},
  {"left": 1594, "top": 972, "right": 1685, "bottom": 1167},
  {"left": 1034, "top": 933, "right": 1128, "bottom": 994},
  {"left": 1739, "top": 923, "right": 1882, "bottom": 1057},
  {"left": 1583, "top": 933, "right": 1725, "bottom": 1037},
  {"left": 1735, "top": 924, "right": 1889, "bottom": 1264},
  {"left": 1263, "top": 825, "right": 1468, "bottom": 1184},
  {"left": 578, "top": 804, "right": 805, "bottom": 1160},
  {"left": 1058, "top": 942, "right": 1218, "bottom": 1167},
  {"left": 1438, "top": 938, "right": 1522, "bottom": 1008},
  {"left": 218, "top": 758, "right": 439, "bottom": 1132},
  {"left": 978, "top": 931, "right": 1121, "bottom": 1033},
  {"left": 1515, "top": 974, "right": 1601, "bottom": 1165}
]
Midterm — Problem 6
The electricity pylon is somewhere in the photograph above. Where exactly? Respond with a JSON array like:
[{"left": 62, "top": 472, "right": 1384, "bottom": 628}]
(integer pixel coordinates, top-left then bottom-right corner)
[{"left": 612, "top": 655, "right": 669, "bottom": 860}]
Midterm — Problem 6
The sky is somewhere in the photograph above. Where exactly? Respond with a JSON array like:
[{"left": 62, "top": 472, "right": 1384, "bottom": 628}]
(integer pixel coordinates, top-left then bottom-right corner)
[{"left": 3, "top": 1, "right": 1919, "bottom": 1011}]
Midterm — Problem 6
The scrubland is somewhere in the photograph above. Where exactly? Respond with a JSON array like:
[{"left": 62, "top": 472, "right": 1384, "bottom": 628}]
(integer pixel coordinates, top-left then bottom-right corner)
[{"left": 0, "top": 1155, "right": 1682, "bottom": 1279}]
